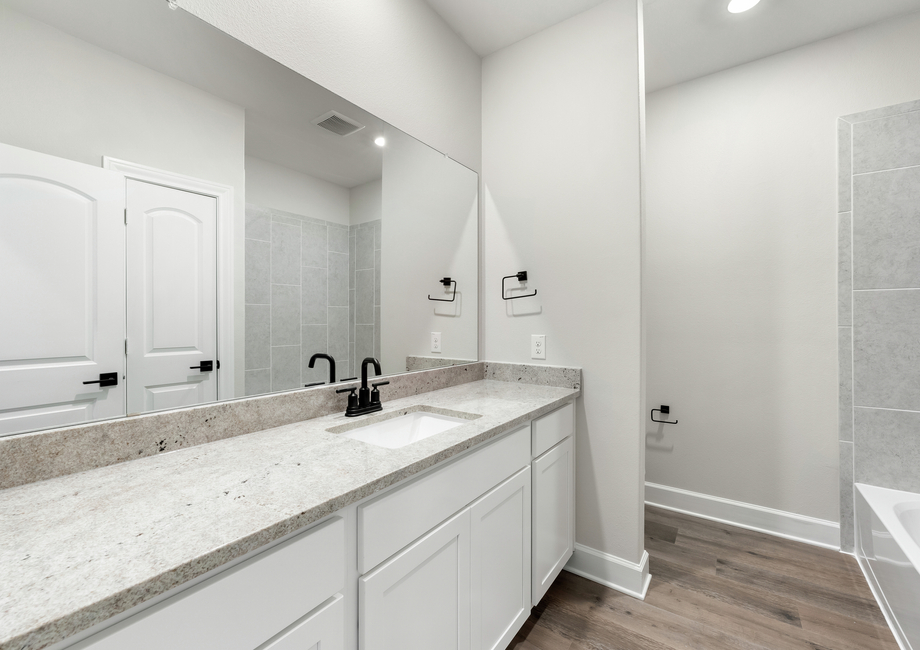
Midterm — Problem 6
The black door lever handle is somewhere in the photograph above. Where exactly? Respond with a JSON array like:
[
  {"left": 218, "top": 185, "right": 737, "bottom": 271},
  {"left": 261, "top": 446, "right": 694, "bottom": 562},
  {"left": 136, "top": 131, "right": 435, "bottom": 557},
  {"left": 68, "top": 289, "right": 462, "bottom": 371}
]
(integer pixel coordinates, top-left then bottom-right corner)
[
  {"left": 190, "top": 360, "right": 214, "bottom": 372},
  {"left": 83, "top": 372, "right": 118, "bottom": 387}
]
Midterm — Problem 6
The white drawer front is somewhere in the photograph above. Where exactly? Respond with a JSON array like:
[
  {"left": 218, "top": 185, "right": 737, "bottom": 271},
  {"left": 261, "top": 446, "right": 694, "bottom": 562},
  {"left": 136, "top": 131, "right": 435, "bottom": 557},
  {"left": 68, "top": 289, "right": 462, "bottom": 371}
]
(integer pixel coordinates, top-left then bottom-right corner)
[
  {"left": 358, "top": 425, "right": 530, "bottom": 574},
  {"left": 257, "top": 594, "right": 344, "bottom": 650},
  {"left": 72, "top": 517, "right": 345, "bottom": 650},
  {"left": 532, "top": 402, "right": 574, "bottom": 458}
]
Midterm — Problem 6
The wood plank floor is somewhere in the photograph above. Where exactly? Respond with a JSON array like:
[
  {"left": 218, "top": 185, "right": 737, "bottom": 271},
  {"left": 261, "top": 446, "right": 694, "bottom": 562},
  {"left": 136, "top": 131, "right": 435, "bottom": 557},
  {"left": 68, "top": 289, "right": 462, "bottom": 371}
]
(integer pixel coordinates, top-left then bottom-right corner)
[{"left": 508, "top": 505, "right": 898, "bottom": 650}]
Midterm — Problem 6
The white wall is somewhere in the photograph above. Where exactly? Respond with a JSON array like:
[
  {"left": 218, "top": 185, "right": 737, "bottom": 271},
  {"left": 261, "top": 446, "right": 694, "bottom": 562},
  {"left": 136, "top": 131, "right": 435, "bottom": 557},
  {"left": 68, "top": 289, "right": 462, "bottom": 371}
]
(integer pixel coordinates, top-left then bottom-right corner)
[
  {"left": 245, "top": 156, "right": 350, "bottom": 225},
  {"left": 179, "top": 0, "right": 482, "bottom": 173},
  {"left": 349, "top": 180, "right": 383, "bottom": 225},
  {"left": 381, "top": 128, "right": 479, "bottom": 373},
  {"left": 483, "top": 0, "right": 645, "bottom": 568},
  {"left": 645, "top": 12, "right": 920, "bottom": 523}
]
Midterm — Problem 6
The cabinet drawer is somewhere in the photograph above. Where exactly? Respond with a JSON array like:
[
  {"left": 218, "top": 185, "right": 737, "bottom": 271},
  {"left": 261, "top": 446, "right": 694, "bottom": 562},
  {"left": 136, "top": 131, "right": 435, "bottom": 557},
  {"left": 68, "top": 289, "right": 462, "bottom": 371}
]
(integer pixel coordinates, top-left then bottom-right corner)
[
  {"left": 257, "top": 594, "right": 344, "bottom": 650},
  {"left": 72, "top": 517, "right": 345, "bottom": 650},
  {"left": 532, "top": 402, "right": 574, "bottom": 458},
  {"left": 358, "top": 425, "right": 530, "bottom": 573}
]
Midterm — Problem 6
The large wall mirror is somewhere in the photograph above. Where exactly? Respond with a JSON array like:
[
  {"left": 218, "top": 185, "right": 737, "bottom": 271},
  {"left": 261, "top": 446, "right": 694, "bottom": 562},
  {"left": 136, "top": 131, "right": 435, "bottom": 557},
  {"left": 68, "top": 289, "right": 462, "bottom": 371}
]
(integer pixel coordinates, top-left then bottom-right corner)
[{"left": 0, "top": 0, "right": 479, "bottom": 437}]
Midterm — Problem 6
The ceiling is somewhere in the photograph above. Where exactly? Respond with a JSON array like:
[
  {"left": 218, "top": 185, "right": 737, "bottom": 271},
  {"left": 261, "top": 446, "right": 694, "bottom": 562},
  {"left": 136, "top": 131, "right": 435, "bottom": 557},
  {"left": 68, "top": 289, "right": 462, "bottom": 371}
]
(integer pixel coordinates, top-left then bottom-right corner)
[{"left": 423, "top": 0, "right": 920, "bottom": 92}]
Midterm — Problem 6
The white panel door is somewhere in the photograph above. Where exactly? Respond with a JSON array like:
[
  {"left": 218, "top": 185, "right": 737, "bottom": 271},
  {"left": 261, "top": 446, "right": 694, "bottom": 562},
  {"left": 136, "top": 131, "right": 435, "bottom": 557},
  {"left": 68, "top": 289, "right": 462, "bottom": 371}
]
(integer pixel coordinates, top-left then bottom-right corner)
[
  {"left": 360, "top": 508, "right": 471, "bottom": 650},
  {"left": 470, "top": 466, "right": 531, "bottom": 650},
  {"left": 532, "top": 436, "right": 574, "bottom": 606},
  {"left": 126, "top": 179, "right": 217, "bottom": 414},
  {"left": 0, "top": 142, "right": 125, "bottom": 435}
]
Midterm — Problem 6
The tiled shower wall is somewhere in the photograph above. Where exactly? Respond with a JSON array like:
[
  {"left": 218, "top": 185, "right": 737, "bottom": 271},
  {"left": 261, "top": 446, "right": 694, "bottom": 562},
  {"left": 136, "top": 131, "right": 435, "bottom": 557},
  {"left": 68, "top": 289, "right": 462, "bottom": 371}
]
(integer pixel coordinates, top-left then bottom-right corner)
[
  {"left": 350, "top": 221, "right": 381, "bottom": 379},
  {"left": 244, "top": 204, "right": 382, "bottom": 395},
  {"left": 838, "top": 99, "right": 920, "bottom": 553}
]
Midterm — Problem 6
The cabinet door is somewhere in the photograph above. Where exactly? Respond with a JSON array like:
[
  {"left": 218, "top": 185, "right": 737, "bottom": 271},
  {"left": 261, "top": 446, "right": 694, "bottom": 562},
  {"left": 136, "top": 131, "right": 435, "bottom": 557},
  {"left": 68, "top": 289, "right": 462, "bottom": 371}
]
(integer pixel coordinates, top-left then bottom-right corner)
[
  {"left": 470, "top": 466, "right": 531, "bottom": 650},
  {"left": 257, "top": 594, "right": 344, "bottom": 650},
  {"left": 360, "top": 509, "right": 471, "bottom": 650},
  {"left": 532, "top": 436, "right": 574, "bottom": 606}
]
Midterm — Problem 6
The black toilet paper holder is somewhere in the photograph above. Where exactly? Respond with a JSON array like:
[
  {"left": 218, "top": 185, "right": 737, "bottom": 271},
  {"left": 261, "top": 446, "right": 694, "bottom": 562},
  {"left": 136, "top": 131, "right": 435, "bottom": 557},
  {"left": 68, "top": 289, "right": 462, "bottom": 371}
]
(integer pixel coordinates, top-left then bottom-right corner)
[{"left": 651, "top": 405, "right": 678, "bottom": 424}]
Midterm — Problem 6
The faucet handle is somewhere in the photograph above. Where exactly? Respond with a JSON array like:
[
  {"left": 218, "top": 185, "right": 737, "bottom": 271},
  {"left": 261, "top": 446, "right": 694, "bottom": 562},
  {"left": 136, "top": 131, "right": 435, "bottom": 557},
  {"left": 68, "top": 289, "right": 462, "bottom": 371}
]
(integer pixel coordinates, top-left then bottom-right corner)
[
  {"left": 370, "top": 381, "right": 389, "bottom": 406},
  {"left": 336, "top": 386, "right": 358, "bottom": 411}
]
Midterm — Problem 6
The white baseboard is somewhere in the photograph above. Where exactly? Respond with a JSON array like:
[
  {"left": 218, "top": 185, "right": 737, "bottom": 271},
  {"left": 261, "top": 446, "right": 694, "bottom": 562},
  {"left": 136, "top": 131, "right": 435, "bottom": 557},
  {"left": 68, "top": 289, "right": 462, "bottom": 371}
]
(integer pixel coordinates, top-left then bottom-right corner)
[
  {"left": 645, "top": 482, "right": 840, "bottom": 551},
  {"left": 564, "top": 545, "right": 650, "bottom": 599}
]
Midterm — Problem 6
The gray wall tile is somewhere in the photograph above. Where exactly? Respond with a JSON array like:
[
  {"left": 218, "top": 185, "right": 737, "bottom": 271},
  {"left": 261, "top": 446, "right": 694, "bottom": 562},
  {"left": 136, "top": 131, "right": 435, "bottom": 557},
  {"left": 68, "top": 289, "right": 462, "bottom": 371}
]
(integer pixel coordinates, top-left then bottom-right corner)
[
  {"left": 271, "top": 221, "right": 301, "bottom": 285},
  {"left": 302, "top": 222, "right": 327, "bottom": 269},
  {"left": 842, "top": 100, "right": 920, "bottom": 124},
  {"left": 270, "top": 284, "right": 301, "bottom": 346},
  {"left": 374, "top": 220, "right": 382, "bottom": 250},
  {"left": 328, "top": 307, "right": 349, "bottom": 367},
  {"left": 853, "top": 167, "right": 920, "bottom": 289},
  {"left": 245, "top": 304, "right": 270, "bottom": 370},
  {"left": 839, "top": 441, "right": 854, "bottom": 554},
  {"left": 245, "top": 205, "right": 271, "bottom": 241},
  {"left": 838, "top": 119, "right": 852, "bottom": 213},
  {"left": 838, "top": 327, "right": 853, "bottom": 442},
  {"left": 329, "top": 224, "right": 349, "bottom": 254},
  {"left": 271, "top": 346, "right": 301, "bottom": 391},
  {"left": 356, "top": 269, "right": 374, "bottom": 324},
  {"left": 245, "top": 240, "right": 270, "bottom": 305},
  {"left": 245, "top": 369, "right": 271, "bottom": 397},
  {"left": 349, "top": 232, "right": 356, "bottom": 290},
  {"left": 271, "top": 214, "right": 302, "bottom": 227},
  {"left": 854, "top": 407, "right": 920, "bottom": 493},
  {"left": 838, "top": 212, "right": 852, "bottom": 326},
  {"left": 374, "top": 305, "right": 381, "bottom": 360},
  {"left": 853, "top": 110, "right": 920, "bottom": 174},
  {"left": 375, "top": 249, "right": 382, "bottom": 306},
  {"left": 302, "top": 267, "right": 328, "bottom": 325},
  {"left": 356, "top": 324, "right": 374, "bottom": 369},
  {"left": 328, "top": 252, "right": 349, "bottom": 307},
  {"left": 349, "top": 289, "right": 356, "bottom": 343},
  {"left": 356, "top": 226, "right": 375, "bottom": 270},
  {"left": 853, "top": 289, "right": 920, "bottom": 410}
]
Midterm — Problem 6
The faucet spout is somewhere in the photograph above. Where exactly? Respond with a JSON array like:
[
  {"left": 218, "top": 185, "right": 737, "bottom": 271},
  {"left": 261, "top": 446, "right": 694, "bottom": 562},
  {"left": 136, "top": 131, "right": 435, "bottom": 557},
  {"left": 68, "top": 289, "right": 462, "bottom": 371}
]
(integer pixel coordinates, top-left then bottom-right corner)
[
  {"left": 308, "top": 353, "right": 336, "bottom": 384},
  {"left": 360, "top": 357, "right": 382, "bottom": 408}
]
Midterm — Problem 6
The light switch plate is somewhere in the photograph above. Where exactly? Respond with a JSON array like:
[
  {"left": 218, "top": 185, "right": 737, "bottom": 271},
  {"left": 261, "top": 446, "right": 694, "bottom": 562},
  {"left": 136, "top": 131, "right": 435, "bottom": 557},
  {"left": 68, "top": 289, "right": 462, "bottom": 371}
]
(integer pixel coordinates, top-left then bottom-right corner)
[
  {"left": 431, "top": 332, "right": 441, "bottom": 353},
  {"left": 531, "top": 334, "right": 545, "bottom": 360}
]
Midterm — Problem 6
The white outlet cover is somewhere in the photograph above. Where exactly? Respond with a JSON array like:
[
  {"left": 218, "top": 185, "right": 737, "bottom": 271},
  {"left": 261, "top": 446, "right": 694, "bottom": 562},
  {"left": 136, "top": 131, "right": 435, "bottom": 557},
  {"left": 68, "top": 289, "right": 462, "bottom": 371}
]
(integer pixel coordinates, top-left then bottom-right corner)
[
  {"left": 531, "top": 334, "right": 545, "bottom": 360},
  {"left": 431, "top": 332, "right": 442, "bottom": 353}
]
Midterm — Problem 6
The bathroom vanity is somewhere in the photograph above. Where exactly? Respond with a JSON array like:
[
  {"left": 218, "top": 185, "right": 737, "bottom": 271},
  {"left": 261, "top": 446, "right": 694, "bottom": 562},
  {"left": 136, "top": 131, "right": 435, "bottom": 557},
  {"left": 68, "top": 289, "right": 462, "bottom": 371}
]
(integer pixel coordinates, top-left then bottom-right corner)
[{"left": 0, "top": 371, "right": 578, "bottom": 650}]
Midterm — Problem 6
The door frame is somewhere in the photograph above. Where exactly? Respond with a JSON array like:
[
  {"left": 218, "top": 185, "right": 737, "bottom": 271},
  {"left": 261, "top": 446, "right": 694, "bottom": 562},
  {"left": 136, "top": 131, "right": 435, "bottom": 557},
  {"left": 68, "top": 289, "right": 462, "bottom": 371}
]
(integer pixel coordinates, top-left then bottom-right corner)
[{"left": 103, "top": 156, "right": 236, "bottom": 402}]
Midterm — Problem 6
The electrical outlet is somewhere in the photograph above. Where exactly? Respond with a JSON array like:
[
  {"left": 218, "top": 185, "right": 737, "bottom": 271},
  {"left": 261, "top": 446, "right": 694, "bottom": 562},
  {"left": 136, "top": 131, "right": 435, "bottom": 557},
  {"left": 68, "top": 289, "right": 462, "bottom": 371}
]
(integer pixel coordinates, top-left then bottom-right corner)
[
  {"left": 531, "top": 334, "right": 545, "bottom": 360},
  {"left": 431, "top": 332, "right": 442, "bottom": 353}
]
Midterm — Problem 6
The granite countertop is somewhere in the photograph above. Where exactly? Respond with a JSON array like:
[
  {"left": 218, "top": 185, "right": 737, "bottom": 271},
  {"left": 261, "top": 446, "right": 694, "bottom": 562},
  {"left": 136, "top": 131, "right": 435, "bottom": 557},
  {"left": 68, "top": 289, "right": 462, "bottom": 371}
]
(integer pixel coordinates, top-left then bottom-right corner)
[{"left": 0, "top": 379, "right": 579, "bottom": 650}]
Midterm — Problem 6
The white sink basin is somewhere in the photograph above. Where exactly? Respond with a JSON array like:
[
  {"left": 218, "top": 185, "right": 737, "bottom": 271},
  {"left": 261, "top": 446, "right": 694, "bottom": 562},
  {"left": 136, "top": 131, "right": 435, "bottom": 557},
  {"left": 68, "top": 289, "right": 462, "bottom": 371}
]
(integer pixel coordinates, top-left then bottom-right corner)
[{"left": 335, "top": 410, "right": 473, "bottom": 449}]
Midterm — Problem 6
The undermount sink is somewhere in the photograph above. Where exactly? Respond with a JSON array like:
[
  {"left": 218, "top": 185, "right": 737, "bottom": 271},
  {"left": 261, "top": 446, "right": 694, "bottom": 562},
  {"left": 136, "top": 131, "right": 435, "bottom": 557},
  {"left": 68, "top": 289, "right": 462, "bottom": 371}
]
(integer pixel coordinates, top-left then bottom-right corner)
[{"left": 328, "top": 407, "right": 479, "bottom": 449}]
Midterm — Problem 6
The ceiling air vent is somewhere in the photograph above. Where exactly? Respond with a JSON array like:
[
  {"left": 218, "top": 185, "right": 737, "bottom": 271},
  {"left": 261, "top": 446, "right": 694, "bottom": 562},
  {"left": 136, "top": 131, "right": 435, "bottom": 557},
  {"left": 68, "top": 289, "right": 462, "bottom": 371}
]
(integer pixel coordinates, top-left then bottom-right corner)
[{"left": 312, "top": 110, "right": 365, "bottom": 137}]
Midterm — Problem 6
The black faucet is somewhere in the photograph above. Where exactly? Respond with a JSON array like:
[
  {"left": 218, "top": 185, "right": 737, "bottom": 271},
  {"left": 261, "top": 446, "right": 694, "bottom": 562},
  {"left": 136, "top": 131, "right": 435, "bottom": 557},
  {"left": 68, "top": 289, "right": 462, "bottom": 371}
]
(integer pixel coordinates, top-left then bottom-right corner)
[
  {"left": 336, "top": 357, "right": 388, "bottom": 417},
  {"left": 307, "top": 353, "right": 335, "bottom": 385}
]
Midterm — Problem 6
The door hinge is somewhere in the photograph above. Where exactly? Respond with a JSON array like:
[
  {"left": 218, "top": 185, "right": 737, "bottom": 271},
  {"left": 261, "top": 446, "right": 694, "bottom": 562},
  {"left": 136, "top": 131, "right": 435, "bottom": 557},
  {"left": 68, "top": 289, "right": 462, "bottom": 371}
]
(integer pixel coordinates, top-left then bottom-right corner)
[
  {"left": 124, "top": 339, "right": 128, "bottom": 355},
  {"left": 124, "top": 209, "right": 128, "bottom": 224}
]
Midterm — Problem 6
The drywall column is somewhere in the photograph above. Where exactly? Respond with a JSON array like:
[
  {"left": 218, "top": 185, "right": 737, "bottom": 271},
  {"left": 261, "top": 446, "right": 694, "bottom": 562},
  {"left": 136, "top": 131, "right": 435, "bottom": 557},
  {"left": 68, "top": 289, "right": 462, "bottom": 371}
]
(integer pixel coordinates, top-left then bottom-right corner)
[
  {"left": 483, "top": 0, "right": 648, "bottom": 595},
  {"left": 645, "top": 12, "right": 920, "bottom": 552}
]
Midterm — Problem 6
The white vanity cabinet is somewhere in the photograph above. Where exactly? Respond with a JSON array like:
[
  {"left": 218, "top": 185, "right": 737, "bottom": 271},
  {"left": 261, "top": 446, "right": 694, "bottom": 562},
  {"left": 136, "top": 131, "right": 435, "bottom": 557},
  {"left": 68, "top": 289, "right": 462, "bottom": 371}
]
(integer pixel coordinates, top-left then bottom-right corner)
[
  {"left": 531, "top": 402, "right": 575, "bottom": 606},
  {"left": 67, "top": 517, "right": 346, "bottom": 650}
]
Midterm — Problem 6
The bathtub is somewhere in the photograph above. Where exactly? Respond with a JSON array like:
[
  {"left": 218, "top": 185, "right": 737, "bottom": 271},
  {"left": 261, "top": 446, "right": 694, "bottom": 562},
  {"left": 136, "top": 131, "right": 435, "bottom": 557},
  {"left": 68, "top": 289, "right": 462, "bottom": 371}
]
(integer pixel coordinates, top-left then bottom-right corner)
[{"left": 855, "top": 483, "right": 920, "bottom": 650}]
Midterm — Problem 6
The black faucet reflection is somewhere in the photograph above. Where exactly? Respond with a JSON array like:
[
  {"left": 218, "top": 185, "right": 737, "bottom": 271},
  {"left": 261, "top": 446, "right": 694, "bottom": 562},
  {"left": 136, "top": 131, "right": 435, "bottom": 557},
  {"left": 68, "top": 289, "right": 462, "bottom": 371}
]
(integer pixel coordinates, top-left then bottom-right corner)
[{"left": 307, "top": 353, "right": 335, "bottom": 386}]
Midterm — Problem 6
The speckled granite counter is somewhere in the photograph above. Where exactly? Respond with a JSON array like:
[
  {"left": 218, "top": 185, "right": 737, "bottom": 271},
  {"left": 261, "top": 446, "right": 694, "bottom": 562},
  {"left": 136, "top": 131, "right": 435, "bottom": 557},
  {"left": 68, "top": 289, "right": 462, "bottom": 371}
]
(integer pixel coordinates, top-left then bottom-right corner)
[{"left": 0, "top": 379, "right": 579, "bottom": 650}]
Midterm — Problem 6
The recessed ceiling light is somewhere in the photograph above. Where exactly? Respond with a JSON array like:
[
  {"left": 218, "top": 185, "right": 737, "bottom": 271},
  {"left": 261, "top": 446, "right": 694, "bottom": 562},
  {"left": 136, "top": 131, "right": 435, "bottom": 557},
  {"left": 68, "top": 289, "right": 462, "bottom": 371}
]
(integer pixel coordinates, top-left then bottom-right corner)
[
  {"left": 374, "top": 136, "right": 386, "bottom": 147},
  {"left": 727, "top": 0, "right": 760, "bottom": 13}
]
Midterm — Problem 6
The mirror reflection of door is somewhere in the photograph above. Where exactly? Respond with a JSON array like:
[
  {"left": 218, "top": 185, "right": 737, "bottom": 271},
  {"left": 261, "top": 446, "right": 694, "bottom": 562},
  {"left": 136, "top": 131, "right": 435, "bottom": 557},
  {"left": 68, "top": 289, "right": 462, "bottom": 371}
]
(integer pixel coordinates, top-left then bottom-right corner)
[
  {"left": 126, "top": 179, "right": 218, "bottom": 415},
  {"left": 0, "top": 142, "right": 126, "bottom": 435}
]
